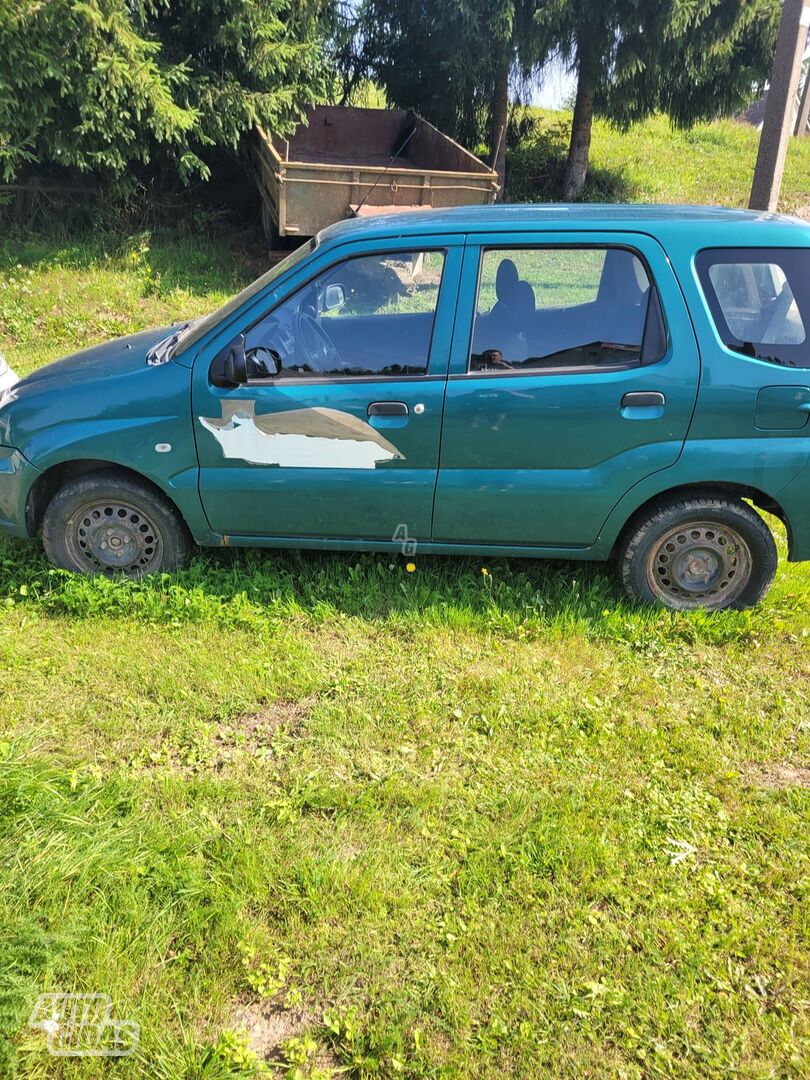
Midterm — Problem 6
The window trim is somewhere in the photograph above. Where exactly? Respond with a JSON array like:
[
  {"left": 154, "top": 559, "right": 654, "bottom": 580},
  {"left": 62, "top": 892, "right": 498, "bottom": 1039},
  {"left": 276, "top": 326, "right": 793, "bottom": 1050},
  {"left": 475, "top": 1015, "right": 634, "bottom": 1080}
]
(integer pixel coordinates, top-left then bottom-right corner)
[
  {"left": 463, "top": 242, "right": 668, "bottom": 377},
  {"left": 695, "top": 246, "right": 809, "bottom": 368},
  {"left": 237, "top": 246, "right": 451, "bottom": 386}
]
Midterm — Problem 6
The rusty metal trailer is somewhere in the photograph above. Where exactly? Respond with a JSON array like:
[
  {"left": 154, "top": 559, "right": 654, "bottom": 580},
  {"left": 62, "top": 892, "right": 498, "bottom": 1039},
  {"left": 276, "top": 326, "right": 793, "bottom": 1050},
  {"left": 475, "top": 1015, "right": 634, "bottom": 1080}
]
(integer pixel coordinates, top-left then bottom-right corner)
[{"left": 249, "top": 105, "right": 498, "bottom": 242}]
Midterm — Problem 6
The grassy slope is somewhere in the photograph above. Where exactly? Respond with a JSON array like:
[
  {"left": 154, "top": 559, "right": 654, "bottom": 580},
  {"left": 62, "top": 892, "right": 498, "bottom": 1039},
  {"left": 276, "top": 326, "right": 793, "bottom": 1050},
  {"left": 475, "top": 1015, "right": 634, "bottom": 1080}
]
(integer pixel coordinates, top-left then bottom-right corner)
[
  {"left": 506, "top": 111, "right": 810, "bottom": 212},
  {"left": 0, "top": 232, "right": 257, "bottom": 378},
  {"left": 1, "top": 122, "right": 810, "bottom": 1076}
]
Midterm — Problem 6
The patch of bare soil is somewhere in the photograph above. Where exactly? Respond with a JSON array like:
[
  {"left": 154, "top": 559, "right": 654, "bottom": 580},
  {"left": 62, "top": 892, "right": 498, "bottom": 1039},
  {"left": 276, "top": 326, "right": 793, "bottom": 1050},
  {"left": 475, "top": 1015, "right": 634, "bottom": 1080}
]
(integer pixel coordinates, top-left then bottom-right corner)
[
  {"left": 794, "top": 205, "right": 810, "bottom": 222},
  {"left": 132, "top": 697, "right": 314, "bottom": 775},
  {"left": 232, "top": 1000, "right": 311, "bottom": 1061},
  {"left": 231, "top": 1000, "right": 340, "bottom": 1074},
  {"left": 202, "top": 696, "right": 315, "bottom": 771},
  {"left": 214, "top": 696, "right": 314, "bottom": 747},
  {"left": 746, "top": 763, "right": 810, "bottom": 789}
]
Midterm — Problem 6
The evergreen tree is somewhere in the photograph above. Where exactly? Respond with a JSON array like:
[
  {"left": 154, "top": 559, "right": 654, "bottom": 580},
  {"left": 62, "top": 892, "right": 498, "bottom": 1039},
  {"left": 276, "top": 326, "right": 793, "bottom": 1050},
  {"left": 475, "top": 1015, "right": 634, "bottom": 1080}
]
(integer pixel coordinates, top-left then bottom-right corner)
[
  {"left": 148, "top": 0, "right": 332, "bottom": 157},
  {"left": 0, "top": 0, "right": 333, "bottom": 185},
  {"left": 538, "top": 0, "right": 780, "bottom": 199},
  {"left": 351, "top": 0, "right": 779, "bottom": 201},
  {"left": 354, "top": 0, "right": 546, "bottom": 195}
]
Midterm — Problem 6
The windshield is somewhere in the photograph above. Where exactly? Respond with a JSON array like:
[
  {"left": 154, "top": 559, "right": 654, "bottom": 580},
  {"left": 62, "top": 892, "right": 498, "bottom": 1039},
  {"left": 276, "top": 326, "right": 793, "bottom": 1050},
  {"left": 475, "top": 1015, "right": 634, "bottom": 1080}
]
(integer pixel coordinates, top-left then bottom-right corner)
[{"left": 173, "top": 237, "right": 317, "bottom": 357}]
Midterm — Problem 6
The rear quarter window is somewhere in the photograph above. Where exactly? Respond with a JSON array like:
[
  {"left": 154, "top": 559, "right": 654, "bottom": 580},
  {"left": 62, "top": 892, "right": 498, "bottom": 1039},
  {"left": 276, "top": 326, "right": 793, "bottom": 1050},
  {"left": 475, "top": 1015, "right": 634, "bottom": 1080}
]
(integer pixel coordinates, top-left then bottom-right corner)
[{"left": 696, "top": 248, "right": 810, "bottom": 368}]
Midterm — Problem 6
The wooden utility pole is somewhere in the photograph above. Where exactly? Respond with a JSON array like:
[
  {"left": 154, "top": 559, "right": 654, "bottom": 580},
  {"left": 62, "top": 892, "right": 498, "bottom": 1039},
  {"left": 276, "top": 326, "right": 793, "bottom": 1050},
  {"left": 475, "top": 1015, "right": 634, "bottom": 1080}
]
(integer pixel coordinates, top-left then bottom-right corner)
[{"left": 749, "top": 0, "right": 810, "bottom": 211}]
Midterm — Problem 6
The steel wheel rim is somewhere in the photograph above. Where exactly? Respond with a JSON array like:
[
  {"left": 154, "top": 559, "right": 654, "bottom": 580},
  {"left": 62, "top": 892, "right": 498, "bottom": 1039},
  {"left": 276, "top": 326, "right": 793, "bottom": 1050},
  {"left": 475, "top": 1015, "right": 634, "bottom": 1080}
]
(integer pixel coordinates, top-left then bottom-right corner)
[
  {"left": 645, "top": 520, "right": 752, "bottom": 610},
  {"left": 65, "top": 499, "right": 164, "bottom": 575}
]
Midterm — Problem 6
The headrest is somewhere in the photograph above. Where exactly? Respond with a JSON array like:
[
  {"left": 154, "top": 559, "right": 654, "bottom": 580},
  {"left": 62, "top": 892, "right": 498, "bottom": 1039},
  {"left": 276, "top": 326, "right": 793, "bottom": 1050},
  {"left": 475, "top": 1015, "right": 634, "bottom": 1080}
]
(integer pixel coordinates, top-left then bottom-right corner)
[
  {"left": 495, "top": 258, "right": 520, "bottom": 302},
  {"left": 514, "top": 280, "right": 535, "bottom": 316},
  {"left": 598, "top": 249, "right": 648, "bottom": 307}
]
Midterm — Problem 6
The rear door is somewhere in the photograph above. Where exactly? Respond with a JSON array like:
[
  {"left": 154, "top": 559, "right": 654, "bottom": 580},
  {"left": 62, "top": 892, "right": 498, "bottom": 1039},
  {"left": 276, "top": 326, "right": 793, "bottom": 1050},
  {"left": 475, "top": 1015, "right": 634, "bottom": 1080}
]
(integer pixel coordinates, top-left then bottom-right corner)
[{"left": 433, "top": 231, "right": 700, "bottom": 548}]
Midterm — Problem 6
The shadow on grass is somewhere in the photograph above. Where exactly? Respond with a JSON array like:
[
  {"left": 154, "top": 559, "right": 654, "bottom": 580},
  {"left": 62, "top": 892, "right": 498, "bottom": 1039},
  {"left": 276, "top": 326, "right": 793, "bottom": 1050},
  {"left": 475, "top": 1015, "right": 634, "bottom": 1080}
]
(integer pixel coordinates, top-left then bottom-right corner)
[
  {"left": 0, "top": 226, "right": 264, "bottom": 299},
  {"left": 0, "top": 533, "right": 777, "bottom": 648}
]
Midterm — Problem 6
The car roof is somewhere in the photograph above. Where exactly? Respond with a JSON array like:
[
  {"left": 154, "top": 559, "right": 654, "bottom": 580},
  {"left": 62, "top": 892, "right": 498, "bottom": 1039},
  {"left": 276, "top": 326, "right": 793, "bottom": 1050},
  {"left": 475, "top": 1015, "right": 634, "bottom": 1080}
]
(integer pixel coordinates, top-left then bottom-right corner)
[{"left": 317, "top": 203, "right": 810, "bottom": 247}]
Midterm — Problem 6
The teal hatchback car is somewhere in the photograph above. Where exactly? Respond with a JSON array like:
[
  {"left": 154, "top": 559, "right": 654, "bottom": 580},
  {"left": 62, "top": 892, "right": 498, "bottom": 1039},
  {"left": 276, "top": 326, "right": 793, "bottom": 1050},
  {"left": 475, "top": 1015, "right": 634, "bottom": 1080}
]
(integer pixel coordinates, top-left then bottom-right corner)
[{"left": 2, "top": 204, "right": 810, "bottom": 610}]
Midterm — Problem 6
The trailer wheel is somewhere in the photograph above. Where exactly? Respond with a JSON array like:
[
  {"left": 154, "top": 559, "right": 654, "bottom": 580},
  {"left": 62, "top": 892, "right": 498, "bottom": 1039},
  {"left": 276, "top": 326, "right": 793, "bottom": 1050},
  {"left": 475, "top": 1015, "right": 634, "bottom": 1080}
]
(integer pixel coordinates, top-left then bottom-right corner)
[{"left": 260, "top": 201, "right": 280, "bottom": 248}]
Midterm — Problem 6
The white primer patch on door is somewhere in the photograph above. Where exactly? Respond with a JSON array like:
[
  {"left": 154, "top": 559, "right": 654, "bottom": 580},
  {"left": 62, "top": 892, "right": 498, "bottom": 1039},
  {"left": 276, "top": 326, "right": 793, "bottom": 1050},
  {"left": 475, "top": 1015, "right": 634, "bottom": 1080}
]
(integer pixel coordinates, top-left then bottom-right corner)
[{"left": 199, "top": 401, "right": 404, "bottom": 469}]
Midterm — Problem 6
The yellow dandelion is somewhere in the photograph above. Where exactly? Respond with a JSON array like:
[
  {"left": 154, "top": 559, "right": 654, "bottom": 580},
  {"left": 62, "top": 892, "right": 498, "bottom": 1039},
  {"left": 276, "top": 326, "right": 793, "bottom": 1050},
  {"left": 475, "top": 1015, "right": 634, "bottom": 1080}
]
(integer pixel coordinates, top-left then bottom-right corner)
[
  {"left": 406, "top": 562, "right": 416, "bottom": 573},
  {"left": 481, "top": 567, "right": 489, "bottom": 576}
]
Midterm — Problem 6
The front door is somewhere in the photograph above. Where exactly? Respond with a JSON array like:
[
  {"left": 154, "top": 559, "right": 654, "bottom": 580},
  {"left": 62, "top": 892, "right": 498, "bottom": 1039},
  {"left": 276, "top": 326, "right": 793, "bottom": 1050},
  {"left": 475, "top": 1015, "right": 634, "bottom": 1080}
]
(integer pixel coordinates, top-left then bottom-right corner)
[
  {"left": 433, "top": 232, "right": 701, "bottom": 548},
  {"left": 193, "top": 242, "right": 461, "bottom": 542}
]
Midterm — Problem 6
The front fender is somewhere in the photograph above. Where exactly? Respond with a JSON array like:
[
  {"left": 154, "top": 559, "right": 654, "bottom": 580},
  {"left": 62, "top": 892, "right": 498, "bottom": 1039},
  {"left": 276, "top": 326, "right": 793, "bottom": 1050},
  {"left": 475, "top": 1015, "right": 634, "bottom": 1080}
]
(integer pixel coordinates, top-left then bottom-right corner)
[
  {"left": 8, "top": 358, "right": 216, "bottom": 545},
  {"left": 0, "top": 446, "right": 41, "bottom": 537}
]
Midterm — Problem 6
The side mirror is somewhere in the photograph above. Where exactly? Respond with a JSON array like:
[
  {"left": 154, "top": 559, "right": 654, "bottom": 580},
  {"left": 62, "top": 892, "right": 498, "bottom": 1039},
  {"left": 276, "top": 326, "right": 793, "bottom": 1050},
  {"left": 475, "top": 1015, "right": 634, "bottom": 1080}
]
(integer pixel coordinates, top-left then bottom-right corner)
[
  {"left": 323, "top": 283, "right": 346, "bottom": 312},
  {"left": 210, "top": 337, "right": 248, "bottom": 388},
  {"left": 245, "top": 346, "right": 281, "bottom": 379}
]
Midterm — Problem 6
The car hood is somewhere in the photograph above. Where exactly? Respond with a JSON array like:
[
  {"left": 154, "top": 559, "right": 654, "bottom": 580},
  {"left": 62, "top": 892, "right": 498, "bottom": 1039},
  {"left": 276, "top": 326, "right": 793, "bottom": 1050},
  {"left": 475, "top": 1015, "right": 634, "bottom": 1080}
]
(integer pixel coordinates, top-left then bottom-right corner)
[
  {"left": 0, "top": 325, "right": 188, "bottom": 453},
  {"left": 11, "top": 326, "right": 176, "bottom": 395}
]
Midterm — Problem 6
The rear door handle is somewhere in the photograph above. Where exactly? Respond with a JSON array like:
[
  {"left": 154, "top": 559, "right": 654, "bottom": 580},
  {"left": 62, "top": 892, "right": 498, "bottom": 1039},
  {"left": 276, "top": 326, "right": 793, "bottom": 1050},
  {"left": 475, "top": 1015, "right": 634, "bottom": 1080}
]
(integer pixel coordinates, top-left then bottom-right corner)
[
  {"left": 368, "top": 401, "right": 408, "bottom": 417},
  {"left": 621, "top": 391, "right": 666, "bottom": 407}
]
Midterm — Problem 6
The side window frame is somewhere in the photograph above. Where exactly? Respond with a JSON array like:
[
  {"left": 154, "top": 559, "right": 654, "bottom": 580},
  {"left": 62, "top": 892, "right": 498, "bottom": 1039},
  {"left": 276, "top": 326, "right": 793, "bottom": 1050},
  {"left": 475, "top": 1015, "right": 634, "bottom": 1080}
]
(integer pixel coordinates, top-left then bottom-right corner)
[
  {"left": 239, "top": 246, "right": 452, "bottom": 386},
  {"left": 462, "top": 242, "right": 668, "bottom": 377},
  {"left": 695, "top": 246, "right": 809, "bottom": 369}
]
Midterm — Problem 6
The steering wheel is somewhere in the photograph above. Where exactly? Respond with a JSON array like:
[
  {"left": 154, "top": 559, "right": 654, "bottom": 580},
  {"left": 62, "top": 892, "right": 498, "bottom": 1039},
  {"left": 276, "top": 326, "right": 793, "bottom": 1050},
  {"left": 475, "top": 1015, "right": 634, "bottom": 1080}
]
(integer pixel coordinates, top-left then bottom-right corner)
[{"left": 294, "top": 312, "right": 343, "bottom": 373}]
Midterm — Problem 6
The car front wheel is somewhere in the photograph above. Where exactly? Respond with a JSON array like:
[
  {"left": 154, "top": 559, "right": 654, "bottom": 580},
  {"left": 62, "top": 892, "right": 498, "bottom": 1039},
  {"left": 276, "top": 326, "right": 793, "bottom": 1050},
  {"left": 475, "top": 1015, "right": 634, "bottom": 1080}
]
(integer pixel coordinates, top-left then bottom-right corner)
[
  {"left": 42, "top": 471, "right": 192, "bottom": 577},
  {"left": 619, "top": 494, "right": 778, "bottom": 611}
]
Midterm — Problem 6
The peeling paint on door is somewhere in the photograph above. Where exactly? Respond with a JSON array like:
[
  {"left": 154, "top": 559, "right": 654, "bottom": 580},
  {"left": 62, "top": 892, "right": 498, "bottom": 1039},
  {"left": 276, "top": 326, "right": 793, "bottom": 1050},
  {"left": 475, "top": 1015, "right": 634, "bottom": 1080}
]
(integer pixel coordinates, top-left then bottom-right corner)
[{"left": 199, "top": 400, "right": 404, "bottom": 468}]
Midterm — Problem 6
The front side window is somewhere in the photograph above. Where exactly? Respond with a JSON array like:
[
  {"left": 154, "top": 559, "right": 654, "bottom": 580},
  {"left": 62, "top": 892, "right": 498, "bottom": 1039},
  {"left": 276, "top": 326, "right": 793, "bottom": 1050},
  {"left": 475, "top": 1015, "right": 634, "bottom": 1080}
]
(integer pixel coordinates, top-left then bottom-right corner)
[
  {"left": 469, "top": 246, "right": 662, "bottom": 373},
  {"left": 697, "top": 248, "right": 809, "bottom": 367},
  {"left": 244, "top": 250, "right": 445, "bottom": 379}
]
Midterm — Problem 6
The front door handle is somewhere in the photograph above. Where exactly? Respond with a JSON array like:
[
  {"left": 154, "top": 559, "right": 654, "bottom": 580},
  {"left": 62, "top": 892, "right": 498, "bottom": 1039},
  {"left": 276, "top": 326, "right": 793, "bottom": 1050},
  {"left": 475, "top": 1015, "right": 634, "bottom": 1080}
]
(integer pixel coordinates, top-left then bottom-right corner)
[
  {"left": 368, "top": 401, "right": 408, "bottom": 417},
  {"left": 621, "top": 391, "right": 666, "bottom": 407}
]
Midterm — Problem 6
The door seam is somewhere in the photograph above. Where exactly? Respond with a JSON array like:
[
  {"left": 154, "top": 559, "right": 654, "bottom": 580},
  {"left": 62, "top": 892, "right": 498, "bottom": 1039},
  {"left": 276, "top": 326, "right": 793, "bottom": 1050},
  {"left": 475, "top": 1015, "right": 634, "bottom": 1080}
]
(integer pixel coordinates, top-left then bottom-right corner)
[
  {"left": 592, "top": 238, "right": 705, "bottom": 547},
  {"left": 428, "top": 234, "right": 467, "bottom": 544}
]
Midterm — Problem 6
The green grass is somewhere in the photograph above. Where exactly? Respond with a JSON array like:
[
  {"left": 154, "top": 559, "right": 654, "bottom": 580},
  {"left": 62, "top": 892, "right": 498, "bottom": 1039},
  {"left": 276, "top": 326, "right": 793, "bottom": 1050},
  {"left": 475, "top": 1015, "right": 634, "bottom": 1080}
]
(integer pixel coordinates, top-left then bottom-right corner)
[
  {"left": 506, "top": 110, "right": 810, "bottom": 212},
  {"left": 0, "top": 230, "right": 259, "bottom": 377},
  {"left": 1, "top": 190, "right": 810, "bottom": 1076},
  {"left": 2, "top": 540, "right": 809, "bottom": 1078}
]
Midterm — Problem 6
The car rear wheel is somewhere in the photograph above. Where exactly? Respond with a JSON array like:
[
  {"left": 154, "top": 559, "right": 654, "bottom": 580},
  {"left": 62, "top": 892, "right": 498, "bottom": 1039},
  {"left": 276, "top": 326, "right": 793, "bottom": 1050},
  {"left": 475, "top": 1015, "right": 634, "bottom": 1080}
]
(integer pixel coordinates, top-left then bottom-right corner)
[
  {"left": 619, "top": 494, "right": 777, "bottom": 611},
  {"left": 42, "top": 471, "right": 192, "bottom": 577}
]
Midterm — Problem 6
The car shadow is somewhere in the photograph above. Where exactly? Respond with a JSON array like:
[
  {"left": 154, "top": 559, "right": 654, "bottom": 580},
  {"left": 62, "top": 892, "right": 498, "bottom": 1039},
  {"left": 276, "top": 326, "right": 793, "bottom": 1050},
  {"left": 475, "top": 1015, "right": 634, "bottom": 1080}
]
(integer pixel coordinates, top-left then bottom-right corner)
[{"left": 0, "top": 534, "right": 623, "bottom": 626}]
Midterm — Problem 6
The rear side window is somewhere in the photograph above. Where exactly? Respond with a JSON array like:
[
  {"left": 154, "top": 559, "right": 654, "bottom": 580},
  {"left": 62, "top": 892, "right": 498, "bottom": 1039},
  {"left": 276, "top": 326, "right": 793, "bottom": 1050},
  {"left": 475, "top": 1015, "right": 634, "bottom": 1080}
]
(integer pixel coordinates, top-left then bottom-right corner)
[
  {"left": 469, "top": 246, "right": 665, "bottom": 373},
  {"left": 696, "top": 248, "right": 809, "bottom": 367}
]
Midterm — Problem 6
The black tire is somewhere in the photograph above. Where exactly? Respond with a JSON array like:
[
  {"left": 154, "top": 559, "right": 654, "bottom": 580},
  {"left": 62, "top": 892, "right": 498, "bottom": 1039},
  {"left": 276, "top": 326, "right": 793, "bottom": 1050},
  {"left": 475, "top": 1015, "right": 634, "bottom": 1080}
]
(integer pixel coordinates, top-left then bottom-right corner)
[
  {"left": 619, "top": 493, "right": 777, "bottom": 611},
  {"left": 260, "top": 201, "right": 280, "bottom": 247},
  {"left": 42, "top": 471, "right": 192, "bottom": 577}
]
